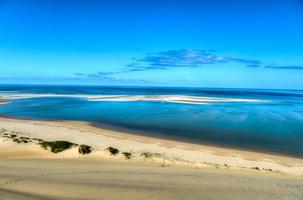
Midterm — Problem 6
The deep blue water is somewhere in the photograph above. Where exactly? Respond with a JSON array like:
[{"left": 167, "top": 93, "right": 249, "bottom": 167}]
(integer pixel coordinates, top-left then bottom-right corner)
[{"left": 0, "top": 85, "right": 303, "bottom": 157}]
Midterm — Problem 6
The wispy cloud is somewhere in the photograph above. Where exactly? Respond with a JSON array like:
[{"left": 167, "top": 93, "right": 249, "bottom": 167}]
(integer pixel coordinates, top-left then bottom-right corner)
[
  {"left": 74, "top": 71, "right": 151, "bottom": 83},
  {"left": 125, "top": 49, "right": 262, "bottom": 71},
  {"left": 246, "top": 64, "right": 260, "bottom": 68},
  {"left": 124, "top": 49, "right": 303, "bottom": 72},
  {"left": 74, "top": 49, "right": 303, "bottom": 77},
  {"left": 75, "top": 72, "right": 118, "bottom": 80},
  {"left": 74, "top": 73, "right": 85, "bottom": 76},
  {"left": 265, "top": 65, "right": 303, "bottom": 70}
]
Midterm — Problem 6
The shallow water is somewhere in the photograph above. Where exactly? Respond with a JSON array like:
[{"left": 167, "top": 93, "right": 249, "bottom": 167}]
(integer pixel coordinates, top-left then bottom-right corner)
[{"left": 0, "top": 85, "right": 303, "bottom": 157}]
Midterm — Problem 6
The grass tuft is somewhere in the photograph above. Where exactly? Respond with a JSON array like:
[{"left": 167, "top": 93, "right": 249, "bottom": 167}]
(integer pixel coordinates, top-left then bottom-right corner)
[
  {"left": 78, "top": 144, "right": 92, "bottom": 155},
  {"left": 140, "top": 152, "right": 162, "bottom": 159},
  {"left": 106, "top": 147, "right": 119, "bottom": 155},
  {"left": 122, "top": 152, "right": 132, "bottom": 160}
]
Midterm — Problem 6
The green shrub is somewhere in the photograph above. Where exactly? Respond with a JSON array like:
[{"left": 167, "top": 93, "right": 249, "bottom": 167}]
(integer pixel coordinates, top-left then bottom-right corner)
[
  {"left": 78, "top": 144, "right": 92, "bottom": 155},
  {"left": 122, "top": 152, "right": 132, "bottom": 160},
  {"left": 19, "top": 137, "right": 31, "bottom": 143},
  {"left": 39, "top": 141, "right": 76, "bottom": 153},
  {"left": 106, "top": 147, "right": 119, "bottom": 155},
  {"left": 32, "top": 138, "right": 44, "bottom": 142},
  {"left": 12, "top": 138, "right": 21, "bottom": 143},
  {"left": 140, "top": 152, "right": 162, "bottom": 159}
]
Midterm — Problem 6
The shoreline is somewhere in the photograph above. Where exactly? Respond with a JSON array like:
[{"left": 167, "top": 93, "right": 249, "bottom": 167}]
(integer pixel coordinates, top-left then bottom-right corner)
[
  {"left": 1, "top": 114, "right": 302, "bottom": 160},
  {"left": 0, "top": 117, "right": 303, "bottom": 176},
  {"left": 91, "top": 122, "right": 303, "bottom": 160}
]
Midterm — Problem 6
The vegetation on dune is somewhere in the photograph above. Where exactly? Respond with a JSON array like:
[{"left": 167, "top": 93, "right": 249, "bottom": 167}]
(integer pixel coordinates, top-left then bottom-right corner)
[
  {"left": 0, "top": 130, "right": 32, "bottom": 143},
  {"left": 78, "top": 144, "right": 92, "bottom": 155},
  {"left": 12, "top": 136, "right": 31, "bottom": 143},
  {"left": 106, "top": 146, "right": 119, "bottom": 155},
  {"left": 0, "top": 128, "right": 277, "bottom": 173},
  {"left": 39, "top": 141, "right": 77, "bottom": 153},
  {"left": 31, "top": 138, "right": 44, "bottom": 142},
  {"left": 122, "top": 152, "right": 132, "bottom": 160},
  {"left": 140, "top": 152, "right": 163, "bottom": 159},
  {"left": 0, "top": 129, "right": 94, "bottom": 155},
  {"left": 18, "top": 136, "right": 31, "bottom": 143},
  {"left": 251, "top": 167, "right": 260, "bottom": 170}
]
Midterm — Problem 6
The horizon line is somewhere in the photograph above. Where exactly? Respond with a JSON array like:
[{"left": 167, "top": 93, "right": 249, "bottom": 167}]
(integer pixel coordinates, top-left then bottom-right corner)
[{"left": 0, "top": 83, "right": 301, "bottom": 91}]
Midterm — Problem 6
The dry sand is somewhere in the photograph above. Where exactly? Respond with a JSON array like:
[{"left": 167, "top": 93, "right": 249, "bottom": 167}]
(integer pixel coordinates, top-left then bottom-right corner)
[{"left": 0, "top": 159, "right": 303, "bottom": 200}]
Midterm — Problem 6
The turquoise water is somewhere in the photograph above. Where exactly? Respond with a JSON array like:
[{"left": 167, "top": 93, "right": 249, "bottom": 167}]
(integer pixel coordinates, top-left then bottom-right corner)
[{"left": 0, "top": 85, "right": 303, "bottom": 157}]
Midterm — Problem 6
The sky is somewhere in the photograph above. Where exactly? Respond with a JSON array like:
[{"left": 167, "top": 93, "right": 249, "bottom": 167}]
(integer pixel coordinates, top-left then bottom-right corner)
[{"left": 0, "top": 0, "right": 303, "bottom": 89}]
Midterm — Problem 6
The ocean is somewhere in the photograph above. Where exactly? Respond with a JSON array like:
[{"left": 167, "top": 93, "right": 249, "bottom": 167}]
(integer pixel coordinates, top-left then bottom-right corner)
[{"left": 0, "top": 85, "right": 303, "bottom": 157}]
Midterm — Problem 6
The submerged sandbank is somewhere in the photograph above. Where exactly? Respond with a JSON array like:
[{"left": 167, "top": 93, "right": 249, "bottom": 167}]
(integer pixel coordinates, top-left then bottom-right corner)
[
  {"left": 0, "top": 100, "right": 9, "bottom": 105},
  {"left": 0, "top": 93, "right": 268, "bottom": 104}
]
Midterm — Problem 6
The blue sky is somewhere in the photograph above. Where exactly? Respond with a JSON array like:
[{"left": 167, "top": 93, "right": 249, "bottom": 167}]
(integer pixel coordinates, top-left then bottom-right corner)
[{"left": 0, "top": 0, "right": 303, "bottom": 89}]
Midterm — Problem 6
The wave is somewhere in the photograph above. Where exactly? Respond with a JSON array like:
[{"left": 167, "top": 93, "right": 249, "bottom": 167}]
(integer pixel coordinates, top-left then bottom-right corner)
[{"left": 0, "top": 93, "right": 269, "bottom": 105}]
